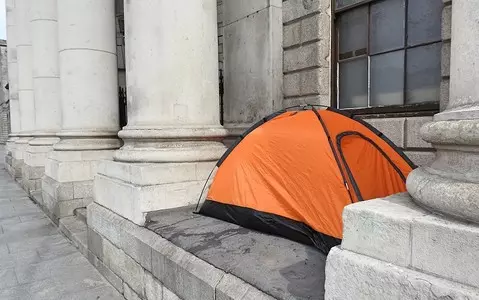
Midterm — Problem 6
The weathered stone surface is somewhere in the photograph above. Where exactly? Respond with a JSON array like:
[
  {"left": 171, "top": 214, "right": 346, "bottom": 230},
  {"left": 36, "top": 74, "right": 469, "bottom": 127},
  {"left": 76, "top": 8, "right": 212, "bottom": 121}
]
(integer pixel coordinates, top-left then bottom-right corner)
[
  {"left": 148, "top": 206, "right": 327, "bottom": 300},
  {"left": 442, "top": 4, "right": 452, "bottom": 40},
  {"left": 412, "top": 214, "right": 479, "bottom": 289},
  {"left": 94, "top": 172, "right": 208, "bottom": 225},
  {"left": 363, "top": 117, "right": 405, "bottom": 148},
  {"left": 102, "top": 237, "right": 145, "bottom": 297},
  {"left": 216, "top": 274, "right": 275, "bottom": 300},
  {"left": 163, "top": 287, "right": 182, "bottom": 300},
  {"left": 283, "top": 21, "right": 300, "bottom": 48},
  {"left": 88, "top": 202, "right": 157, "bottom": 270},
  {"left": 88, "top": 250, "right": 124, "bottom": 294},
  {"left": 407, "top": 167, "right": 479, "bottom": 223},
  {"left": 341, "top": 193, "right": 430, "bottom": 267},
  {"left": 88, "top": 227, "right": 104, "bottom": 261},
  {"left": 151, "top": 238, "right": 225, "bottom": 300},
  {"left": 325, "top": 247, "right": 479, "bottom": 300},
  {"left": 223, "top": 5, "right": 282, "bottom": 128},
  {"left": 144, "top": 271, "right": 163, "bottom": 300},
  {"left": 284, "top": 68, "right": 329, "bottom": 97},
  {"left": 405, "top": 117, "right": 433, "bottom": 148},
  {"left": 403, "top": 151, "right": 435, "bottom": 166},
  {"left": 223, "top": 0, "right": 281, "bottom": 25},
  {"left": 124, "top": 283, "right": 142, "bottom": 300},
  {"left": 284, "top": 42, "right": 329, "bottom": 72},
  {"left": 59, "top": 216, "right": 88, "bottom": 256},
  {"left": 283, "top": 0, "right": 329, "bottom": 24},
  {"left": 283, "top": 94, "right": 330, "bottom": 108}
]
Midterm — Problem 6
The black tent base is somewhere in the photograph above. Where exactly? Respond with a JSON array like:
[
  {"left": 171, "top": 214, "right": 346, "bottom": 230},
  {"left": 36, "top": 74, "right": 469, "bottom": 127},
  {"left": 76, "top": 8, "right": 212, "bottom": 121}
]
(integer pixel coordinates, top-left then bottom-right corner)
[{"left": 199, "top": 200, "right": 341, "bottom": 254}]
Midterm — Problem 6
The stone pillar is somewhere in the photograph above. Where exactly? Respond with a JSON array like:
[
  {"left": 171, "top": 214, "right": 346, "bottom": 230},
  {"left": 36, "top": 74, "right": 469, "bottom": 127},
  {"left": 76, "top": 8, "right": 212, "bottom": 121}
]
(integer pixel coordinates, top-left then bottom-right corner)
[
  {"left": 325, "top": 2, "right": 479, "bottom": 298},
  {"left": 22, "top": 0, "right": 62, "bottom": 196},
  {"left": 94, "top": 0, "right": 227, "bottom": 225},
  {"left": 42, "top": 0, "right": 120, "bottom": 221},
  {"left": 4, "top": 0, "right": 21, "bottom": 178},
  {"left": 13, "top": 0, "right": 34, "bottom": 179},
  {"left": 407, "top": 0, "right": 479, "bottom": 223},
  {"left": 221, "top": 0, "right": 283, "bottom": 139}
]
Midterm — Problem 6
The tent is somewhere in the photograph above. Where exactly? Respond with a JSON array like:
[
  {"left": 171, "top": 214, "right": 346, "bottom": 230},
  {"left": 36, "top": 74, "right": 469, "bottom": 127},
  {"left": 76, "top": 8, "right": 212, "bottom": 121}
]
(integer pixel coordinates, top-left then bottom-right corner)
[{"left": 196, "top": 106, "right": 415, "bottom": 254}]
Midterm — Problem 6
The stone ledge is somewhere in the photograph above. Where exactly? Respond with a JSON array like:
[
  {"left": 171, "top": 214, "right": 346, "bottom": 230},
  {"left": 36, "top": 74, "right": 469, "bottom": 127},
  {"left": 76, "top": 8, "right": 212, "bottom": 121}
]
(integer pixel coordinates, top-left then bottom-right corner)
[
  {"left": 88, "top": 202, "right": 318, "bottom": 300},
  {"left": 59, "top": 216, "right": 88, "bottom": 256},
  {"left": 325, "top": 247, "right": 479, "bottom": 300},
  {"left": 341, "top": 192, "right": 479, "bottom": 289}
]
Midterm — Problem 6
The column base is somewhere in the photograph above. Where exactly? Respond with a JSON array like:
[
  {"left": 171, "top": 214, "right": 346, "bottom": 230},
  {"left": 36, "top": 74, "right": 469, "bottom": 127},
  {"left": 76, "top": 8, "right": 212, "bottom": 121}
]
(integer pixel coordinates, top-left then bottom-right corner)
[
  {"left": 94, "top": 159, "right": 217, "bottom": 226},
  {"left": 325, "top": 193, "right": 479, "bottom": 299},
  {"left": 22, "top": 138, "right": 59, "bottom": 195},
  {"left": 42, "top": 149, "right": 116, "bottom": 222},
  {"left": 9, "top": 137, "right": 32, "bottom": 180}
]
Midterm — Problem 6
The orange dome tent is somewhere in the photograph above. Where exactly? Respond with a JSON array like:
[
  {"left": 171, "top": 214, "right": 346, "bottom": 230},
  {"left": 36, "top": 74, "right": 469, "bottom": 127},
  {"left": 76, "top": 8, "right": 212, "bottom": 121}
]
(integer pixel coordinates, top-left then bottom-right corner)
[{"left": 197, "top": 106, "right": 415, "bottom": 254}]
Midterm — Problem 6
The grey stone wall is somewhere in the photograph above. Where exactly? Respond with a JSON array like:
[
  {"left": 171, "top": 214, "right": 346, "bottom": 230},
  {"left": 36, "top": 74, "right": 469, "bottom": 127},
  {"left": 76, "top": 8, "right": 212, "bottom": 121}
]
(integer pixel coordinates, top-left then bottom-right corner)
[
  {"left": 0, "top": 41, "right": 9, "bottom": 144},
  {"left": 363, "top": 117, "right": 435, "bottom": 166},
  {"left": 441, "top": 0, "right": 452, "bottom": 111},
  {"left": 221, "top": 0, "right": 283, "bottom": 134},
  {"left": 282, "top": 0, "right": 331, "bottom": 108}
]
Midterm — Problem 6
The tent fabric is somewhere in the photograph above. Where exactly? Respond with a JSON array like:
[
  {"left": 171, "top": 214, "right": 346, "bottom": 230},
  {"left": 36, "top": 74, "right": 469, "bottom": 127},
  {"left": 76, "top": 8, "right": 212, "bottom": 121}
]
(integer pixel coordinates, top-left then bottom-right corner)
[{"left": 198, "top": 107, "right": 415, "bottom": 254}]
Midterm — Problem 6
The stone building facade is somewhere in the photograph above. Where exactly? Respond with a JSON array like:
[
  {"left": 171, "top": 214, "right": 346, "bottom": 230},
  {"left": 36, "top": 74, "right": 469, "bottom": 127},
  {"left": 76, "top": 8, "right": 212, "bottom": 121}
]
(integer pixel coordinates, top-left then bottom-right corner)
[
  {"left": 0, "top": 40, "right": 9, "bottom": 144},
  {"left": 4, "top": 0, "right": 478, "bottom": 299}
]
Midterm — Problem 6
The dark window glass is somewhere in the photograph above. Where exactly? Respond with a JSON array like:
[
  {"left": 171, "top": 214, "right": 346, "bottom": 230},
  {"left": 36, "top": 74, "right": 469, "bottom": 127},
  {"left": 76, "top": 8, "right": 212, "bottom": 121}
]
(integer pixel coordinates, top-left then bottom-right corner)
[
  {"left": 370, "top": 50, "right": 405, "bottom": 106},
  {"left": 407, "top": 0, "right": 442, "bottom": 46},
  {"left": 339, "top": 58, "right": 368, "bottom": 108},
  {"left": 406, "top": 43, "right": 441, "bottom": 104},
  {"left": 338, "top": 6, "right": 368, "bottom": 58},
  {"left": 370, "top": 0, "right": 405, "bottom": 54},
  {"left": 336, "top": 0, "right": 442, "bottom": 110}
]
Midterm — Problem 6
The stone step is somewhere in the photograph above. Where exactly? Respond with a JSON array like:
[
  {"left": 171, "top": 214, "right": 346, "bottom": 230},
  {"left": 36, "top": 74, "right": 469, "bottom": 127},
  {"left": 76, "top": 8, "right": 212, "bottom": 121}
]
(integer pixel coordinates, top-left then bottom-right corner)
[
  {"left": 339, "top": 192, "right": 479, "bottom": 291},
  {"left": 74, "top": 208, "right": 87, "bottom": 224},
  {"left": 325, "top": 247, "right": 479, "bottom": 299},
  {"left": 59, "top": 216, "right": 88, "bottom": 257}
]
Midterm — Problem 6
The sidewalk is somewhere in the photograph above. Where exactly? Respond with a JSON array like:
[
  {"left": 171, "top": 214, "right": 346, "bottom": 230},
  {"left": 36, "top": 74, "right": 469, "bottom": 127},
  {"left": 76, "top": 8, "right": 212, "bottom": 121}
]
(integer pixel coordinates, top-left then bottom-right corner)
[{"left": 0, "top": 164, "right": 123, "bottom": 299}]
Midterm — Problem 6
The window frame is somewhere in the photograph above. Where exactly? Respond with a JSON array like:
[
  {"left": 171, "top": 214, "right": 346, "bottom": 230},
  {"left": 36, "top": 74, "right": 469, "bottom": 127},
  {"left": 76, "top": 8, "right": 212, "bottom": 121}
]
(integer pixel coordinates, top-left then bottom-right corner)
[{"left": 331, "top": 0, "right": 441, "bottom": 116}]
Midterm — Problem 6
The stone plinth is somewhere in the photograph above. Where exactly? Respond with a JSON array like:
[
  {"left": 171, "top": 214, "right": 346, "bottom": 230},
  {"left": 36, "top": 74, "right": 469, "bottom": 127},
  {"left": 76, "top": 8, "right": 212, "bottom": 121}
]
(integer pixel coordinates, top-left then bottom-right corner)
[
  {"left": 22, "top": 138, "right": 58, "bottom": 196},
  {"left": 11, "top": 136, "right": 31, "bottom": 180},
  {"left": 42, "top": 150, "right": 115, "bottom": 222},
  {"left": 94, "top": 160, "right": 217, "bottom": 225},
  {"left": 325, "top": 194, "right": 479, "bottom": 299}
]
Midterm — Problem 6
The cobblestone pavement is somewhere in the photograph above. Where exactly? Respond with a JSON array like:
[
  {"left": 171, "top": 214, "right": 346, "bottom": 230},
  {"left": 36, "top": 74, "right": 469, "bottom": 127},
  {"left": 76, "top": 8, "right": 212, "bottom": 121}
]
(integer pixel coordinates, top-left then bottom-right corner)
[{"left": 0, "top": 166, "right": 123, "bottom": 300}]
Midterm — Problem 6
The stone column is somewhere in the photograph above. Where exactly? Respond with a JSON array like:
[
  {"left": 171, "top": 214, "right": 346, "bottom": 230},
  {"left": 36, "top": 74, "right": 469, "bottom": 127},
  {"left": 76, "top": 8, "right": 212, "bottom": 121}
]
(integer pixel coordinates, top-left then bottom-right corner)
[
  {"left": 407, "top": 0, "right": 479, "bottom": 223},
  {"left": 13, "top": 0, "right": 34, "bottom": 178},
  {"left": 4, "top": 0, "right": 21, "bottom": 178},
  {"left": 325, "top": 2, "right": 479, "bottom": 298},
  {"left": 94, "top": 0, "right": 227, "bottom": 225},
  {"left": 42, "top": 0, "right": 120, "bottom": 221},
  {"left": 22, "top": 0, "right": 62, "bottom": 196}
]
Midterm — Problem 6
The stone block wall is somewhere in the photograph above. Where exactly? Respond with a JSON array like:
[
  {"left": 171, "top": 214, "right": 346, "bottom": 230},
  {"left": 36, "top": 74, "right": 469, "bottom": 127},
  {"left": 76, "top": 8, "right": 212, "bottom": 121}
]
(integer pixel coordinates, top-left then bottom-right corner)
[
  {"left": 282, "top": 0, "right": 331, "bottom": 108},
  {"left": 441, "top": 0, "right": 452, "bottom": 111},
  {"left": 362, "top": 116, "right": 436, "bottom": 167},
  {"left": 0, "top": 41, "right": 8, "bottom": 144}
]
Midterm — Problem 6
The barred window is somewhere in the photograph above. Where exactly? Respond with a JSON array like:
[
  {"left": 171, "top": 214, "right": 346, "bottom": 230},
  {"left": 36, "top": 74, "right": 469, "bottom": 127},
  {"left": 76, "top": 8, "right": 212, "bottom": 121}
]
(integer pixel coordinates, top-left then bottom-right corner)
[{"left": 334, "top": 0, "right": 443, "bottom": 112}]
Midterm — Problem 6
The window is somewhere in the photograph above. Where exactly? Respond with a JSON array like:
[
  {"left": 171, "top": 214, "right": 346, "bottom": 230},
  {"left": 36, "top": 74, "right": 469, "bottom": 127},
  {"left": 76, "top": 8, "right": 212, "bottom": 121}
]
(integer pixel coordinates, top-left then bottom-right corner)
[{"left": 334, "top": 0, "right": 443, "bottom": 113}]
